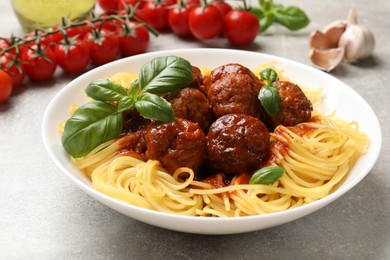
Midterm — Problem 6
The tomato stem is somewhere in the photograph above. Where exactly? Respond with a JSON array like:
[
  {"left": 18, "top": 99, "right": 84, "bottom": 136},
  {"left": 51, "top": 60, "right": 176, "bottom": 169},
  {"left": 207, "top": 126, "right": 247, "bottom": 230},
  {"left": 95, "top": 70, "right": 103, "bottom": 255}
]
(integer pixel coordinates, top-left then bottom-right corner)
[
  {"left": 0, "top": 10, "right": 158, "bottom": 56},
  {"left": 242, "top": 0, "right": 248, "bottom": 11},
  {"left": 200, "top": 0, "right": 208, "bottom": 9}
]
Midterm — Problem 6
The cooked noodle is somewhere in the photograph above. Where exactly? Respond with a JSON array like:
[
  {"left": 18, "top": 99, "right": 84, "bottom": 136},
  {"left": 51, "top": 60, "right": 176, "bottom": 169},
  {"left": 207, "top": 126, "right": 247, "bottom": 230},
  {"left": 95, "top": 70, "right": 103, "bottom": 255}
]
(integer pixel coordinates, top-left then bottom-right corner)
[
  {"left": 67, "top": 67, "right": 369, "bottom": 217},
  {"left": 73, "top": 114, "right": 368, "bottom": 217}
]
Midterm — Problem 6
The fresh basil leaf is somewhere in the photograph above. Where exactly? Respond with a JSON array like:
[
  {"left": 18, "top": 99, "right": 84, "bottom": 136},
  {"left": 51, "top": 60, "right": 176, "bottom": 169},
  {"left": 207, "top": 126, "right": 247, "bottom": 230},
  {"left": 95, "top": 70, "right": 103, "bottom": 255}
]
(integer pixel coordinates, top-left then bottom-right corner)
[
  {"left": 259, "top": 68, "right": 279, "bottom": 84},
  {"left": 118, "top": 96, "right": 134, "bottom": 112},
  {"left": 273, "top": 6, "right": 310, "bottom": 31},
  {"left": 139, "top": 56, "right": 194, "bottom": 94},
  {"left": 135, "top": 93, "right": 175, "bottom": 122},
  {"left": 250, "top": 7, "right": 265, "bottom": 19},
  {"left": 260, "top": 12, "right": 275, "bottom": 33},
  {"left": 258, "top": 85, "right": 281, "bottom": 116},
  {"left": 61, "top": 101, "right": 122, "bottom": 158},
  {"left": 85, "top": 79, "right": 127, "bottom": 101},
  {"left": 250, "top": 166, "right": 285, "bottom": 185},
  {"left": 259, "top": 0, "right": 273, "bottom": 11},
  {"left": 128, "top": 79, "right": 141, "bottom": 98}
]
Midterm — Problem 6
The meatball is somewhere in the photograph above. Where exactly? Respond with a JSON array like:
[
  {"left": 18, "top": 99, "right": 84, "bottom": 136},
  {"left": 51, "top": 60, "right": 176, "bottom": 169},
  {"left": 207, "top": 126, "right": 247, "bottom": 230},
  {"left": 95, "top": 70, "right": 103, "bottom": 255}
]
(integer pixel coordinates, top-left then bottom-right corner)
[
  {"left": 145, "top": 118, "right": 207, "bottom": 174},
  {"left": 122, "top": 109, "right": 151, "bottom": 134},
  {"left": 206, "top": 64, "right": 265, "bottom": 118},
  {"left": 208, "top": 63, "right": 262, "bottom": 85},
  {"left": 169, "top": 88, "right": 213, "bottom": 132},
  {"left": 189, "top": 66, "right": 204, "bottom": 89},
  {"left": 119, "top": 128, "right": 148, "bottom": 155},
  {"left": 207, "top": 114, "right": 270, "bottom": 174},
  {"left": 267, "top": 81, "right": 313, "bottom": 129}
]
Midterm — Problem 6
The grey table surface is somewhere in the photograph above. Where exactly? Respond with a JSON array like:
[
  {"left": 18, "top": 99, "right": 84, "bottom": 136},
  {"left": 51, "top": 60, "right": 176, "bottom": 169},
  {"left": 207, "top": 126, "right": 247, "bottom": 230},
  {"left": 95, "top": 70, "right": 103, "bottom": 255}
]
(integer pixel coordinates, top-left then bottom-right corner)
[{"left": 1, "top": 0, "right": 389, "bottom": 259}]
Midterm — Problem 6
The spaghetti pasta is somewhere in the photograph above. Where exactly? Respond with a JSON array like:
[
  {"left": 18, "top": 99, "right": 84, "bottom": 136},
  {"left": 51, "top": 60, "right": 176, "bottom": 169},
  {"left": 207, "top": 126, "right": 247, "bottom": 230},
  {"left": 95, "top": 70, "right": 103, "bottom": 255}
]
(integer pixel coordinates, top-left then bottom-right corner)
[
  {"left": 74, "top": 113, "right": 368, "bottom": 217},
  {"left": 66, "top": 63, "right": 369, "bottom": 217}
]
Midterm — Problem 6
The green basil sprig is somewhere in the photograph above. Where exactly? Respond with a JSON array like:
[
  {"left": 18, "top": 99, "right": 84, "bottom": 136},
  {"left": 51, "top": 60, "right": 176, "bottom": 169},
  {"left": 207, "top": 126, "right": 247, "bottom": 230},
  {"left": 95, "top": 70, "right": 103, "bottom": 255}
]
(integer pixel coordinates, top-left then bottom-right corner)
[
  {"left": 258, "top": 68, "right": 281, "bottom": 117},
  {"left": 62, "top": 56, "right": 194, "bottom": 158},
  {"left": 250, "top": 0, "right": 310, "bottom": 33},
  {"left": 61, "top": 101, "right": 123, "bottom": 158},
  {"left": 260, "top": 67, "right": 278, "bottom": 84},
  {"left": 140, "top": 55, "right": 194, "bottom": 94},
  {"left": 250, "top": 166, "right": 285, "bottom": 185}
]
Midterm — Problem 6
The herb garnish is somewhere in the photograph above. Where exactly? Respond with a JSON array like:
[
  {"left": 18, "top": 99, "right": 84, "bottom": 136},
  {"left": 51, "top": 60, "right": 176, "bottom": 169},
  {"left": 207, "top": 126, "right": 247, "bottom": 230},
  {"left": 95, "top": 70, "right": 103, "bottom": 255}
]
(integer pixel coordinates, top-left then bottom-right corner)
[
  {"left": 61, "top": 55, "right": 193, "bottom": 158},
  {"left": 250, "top": 166, "right": 285, "bottom": 185},
  {"left": 250, "top": 0, "right": 310, "bottom": 33},
  {"left": 258, "top": 68, "right": 281, "bottom": 117}
]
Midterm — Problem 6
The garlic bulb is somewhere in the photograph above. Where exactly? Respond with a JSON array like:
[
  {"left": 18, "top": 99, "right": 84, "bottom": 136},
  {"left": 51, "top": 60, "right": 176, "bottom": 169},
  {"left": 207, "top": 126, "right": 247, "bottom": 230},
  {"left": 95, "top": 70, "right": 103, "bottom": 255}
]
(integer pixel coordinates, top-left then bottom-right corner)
[
  {"left": 308, "top": 8, "right": 375, "bottom": 71},
  {"left": 338, "top": 9, "right": 375, "bottom": 63},
  {"left": 309, "top": 30, "right": 333, "bottom": 49},
  {"left": 310, "top": 47, "right": 345, "bottom": 72},
  {"left": 323, "top": 20, "right": 347, "bottom": 48}
]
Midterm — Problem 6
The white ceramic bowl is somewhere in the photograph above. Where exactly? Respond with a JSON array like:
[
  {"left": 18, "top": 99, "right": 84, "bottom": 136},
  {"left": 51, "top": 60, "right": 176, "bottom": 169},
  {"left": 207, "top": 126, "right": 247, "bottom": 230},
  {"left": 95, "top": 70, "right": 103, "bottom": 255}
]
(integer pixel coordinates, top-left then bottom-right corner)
[{"left": 42, "top": 49, "right": 382, "bottom": 234}]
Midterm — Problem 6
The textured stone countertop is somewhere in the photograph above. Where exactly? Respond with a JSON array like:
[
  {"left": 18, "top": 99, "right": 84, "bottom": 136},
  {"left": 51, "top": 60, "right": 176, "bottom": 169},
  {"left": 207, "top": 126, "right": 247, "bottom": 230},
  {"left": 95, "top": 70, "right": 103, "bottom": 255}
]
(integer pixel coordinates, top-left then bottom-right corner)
[{"left": 1, "top": 0, "right": 389, "bottom": 259}]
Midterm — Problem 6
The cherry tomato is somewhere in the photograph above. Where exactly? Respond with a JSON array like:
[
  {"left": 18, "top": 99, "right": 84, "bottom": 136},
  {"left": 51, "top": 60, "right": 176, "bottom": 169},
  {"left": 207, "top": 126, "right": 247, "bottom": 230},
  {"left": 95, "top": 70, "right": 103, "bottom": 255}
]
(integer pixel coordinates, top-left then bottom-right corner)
[
  {"left": 21, "top": 44, "right": 57, "bottom": 81},
  {"left": 223, "top": 10, "right": 259, "bottom": 46},
  {"left": 133, "top": 9, "right": 150, "bottom": 24},
  {"left": 212, "top": 0, "right": 232, "bottom": 16},
  {"left": 83, "top": 28, "right": 119, "bottom": 66},
  {"left": 143, "top": 0, "right": 174, "bottom": 31},
  {"left": 118, "top": 0, "right": 145, "bottom": 10},
  {"left": 0, "top": 38, "right": 10, "bottom": 51},
  {"left": 0, "top": 70, "right": 12, "bottom": 104},
  {"left": 116, "top": 21, "right": 150, "bottom": 56},
  {"left": 98, "top": 0, "right": 119, "bottom": 12},
  {"left": 54, "top": 38, "right": 90, "bottom": 74},
  {"left": 168, "top": 6, "right": 192, "bottom": 37},
  {"left": 188, "top": 5, "right": 223, "bottom": 40},
  {"left": 50, "top": 25, "right": 86, "bottom": 43},
  {"left": 186, "top": 0, "right": 200, "bottom": 7},
  {"left": 23, "top": 32, "right": 51, "bottom": 50},
  {"left": 94, "top": 13, "right": 124, "bottom": 32},
  {"left": 0, "top": 54, "right": 26, "bottom": 87}
]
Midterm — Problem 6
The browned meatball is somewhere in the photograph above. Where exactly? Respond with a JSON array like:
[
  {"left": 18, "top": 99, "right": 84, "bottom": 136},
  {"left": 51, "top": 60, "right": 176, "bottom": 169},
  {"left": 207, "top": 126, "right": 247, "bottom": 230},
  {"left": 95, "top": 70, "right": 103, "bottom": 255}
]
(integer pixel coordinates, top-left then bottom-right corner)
[
  {"left": 208, "top": 63, "right": 262, "bottom": 85},
  {"left": 207, "top": 73, "right": 264, "bottom": 118},
  {"left": 145, "top": 118, "right": 207, "bottom": 174},
  {"left": 118, "top": 128, "right": 148, "bottom": 155},
  {"left": 206, "top": 64, "right": 265, "bottom": 118},
  {"left": 267, "top": 81, "right": 313, "bottom": 129},
  {"left": 169, "top": 88, "right": 213, "bottom": 132},
  {"left": 189, "top": 66, "right": 203, "bottom": 89},
  {"left": 207, "top": 114, "right": 270, "bottom": 174},
  {"left": 122, "top": 109, "right": 151, "bottom": 134}
]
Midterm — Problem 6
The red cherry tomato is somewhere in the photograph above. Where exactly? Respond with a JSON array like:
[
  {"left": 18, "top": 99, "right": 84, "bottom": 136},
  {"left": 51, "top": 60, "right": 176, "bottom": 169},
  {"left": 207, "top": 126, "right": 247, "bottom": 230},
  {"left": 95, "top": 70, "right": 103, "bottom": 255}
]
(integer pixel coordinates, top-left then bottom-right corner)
[
  {"left": 118, "top": 0, "right": 145, "bottom": 10},
  {"left": 116, "top": 21, "right": 150, "bottom": 56},
  {"left": 21, "top": 44, "right": 57, "bottom": 81},
  {"left": 50, "top": 25, "right": 86, "bottom": 42},
  {"left": 133, "top": 9, "right": 150, "bottom": 24},
  {"left": 212, "top": 0, "right": 232, "bottom": 16},
  {"left": 0, "top": 70, "right": 13, "bottom": 104},
  {"left": 143, "top": 0, "right": 173, "bottom": 31},
  {"left": 0, "top": 38, "right": 11, "bottom": 51},
  {"left": 54, "top": 38, "right": 90, "bottom": 74},
  {"left": 0, "top": 54, "right": 26, "bottom": 87},
  {"left": 223, "top": 10, "right": 259, "bottom": 46},
  {"left": 186, "top": 0, "right": 200, "bottom": 7},
  {"left": 94, "top": 13, "right": 124, "bottom": 32},
  {"left": 168, "top": 6, "right": 192, "bottom": 36},
  {"left": 98, "top": 0, "right": 119, "bottom": 12},
  {"left": 83, "top": 28, "right": 119, "bottom": 66},
  {"left": 188, "top": 5, "right": 223, "bottom": 40}
]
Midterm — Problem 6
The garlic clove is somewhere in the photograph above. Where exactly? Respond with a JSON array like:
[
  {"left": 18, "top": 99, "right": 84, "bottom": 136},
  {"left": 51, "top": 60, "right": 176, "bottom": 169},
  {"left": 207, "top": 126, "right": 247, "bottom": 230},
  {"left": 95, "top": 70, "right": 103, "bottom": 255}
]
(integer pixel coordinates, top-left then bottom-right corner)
[
  {"left": 309, "top": 47, "right": 345, "bottom": 72},
  {"left": 323, "top": 20, "right": 347, "bottom": 48},
  {"left": 338, "top": 9, "right": 375, "bottom": 63},
  {"left": 309, "top": 30, "right": 333, "bottom": 49}
]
